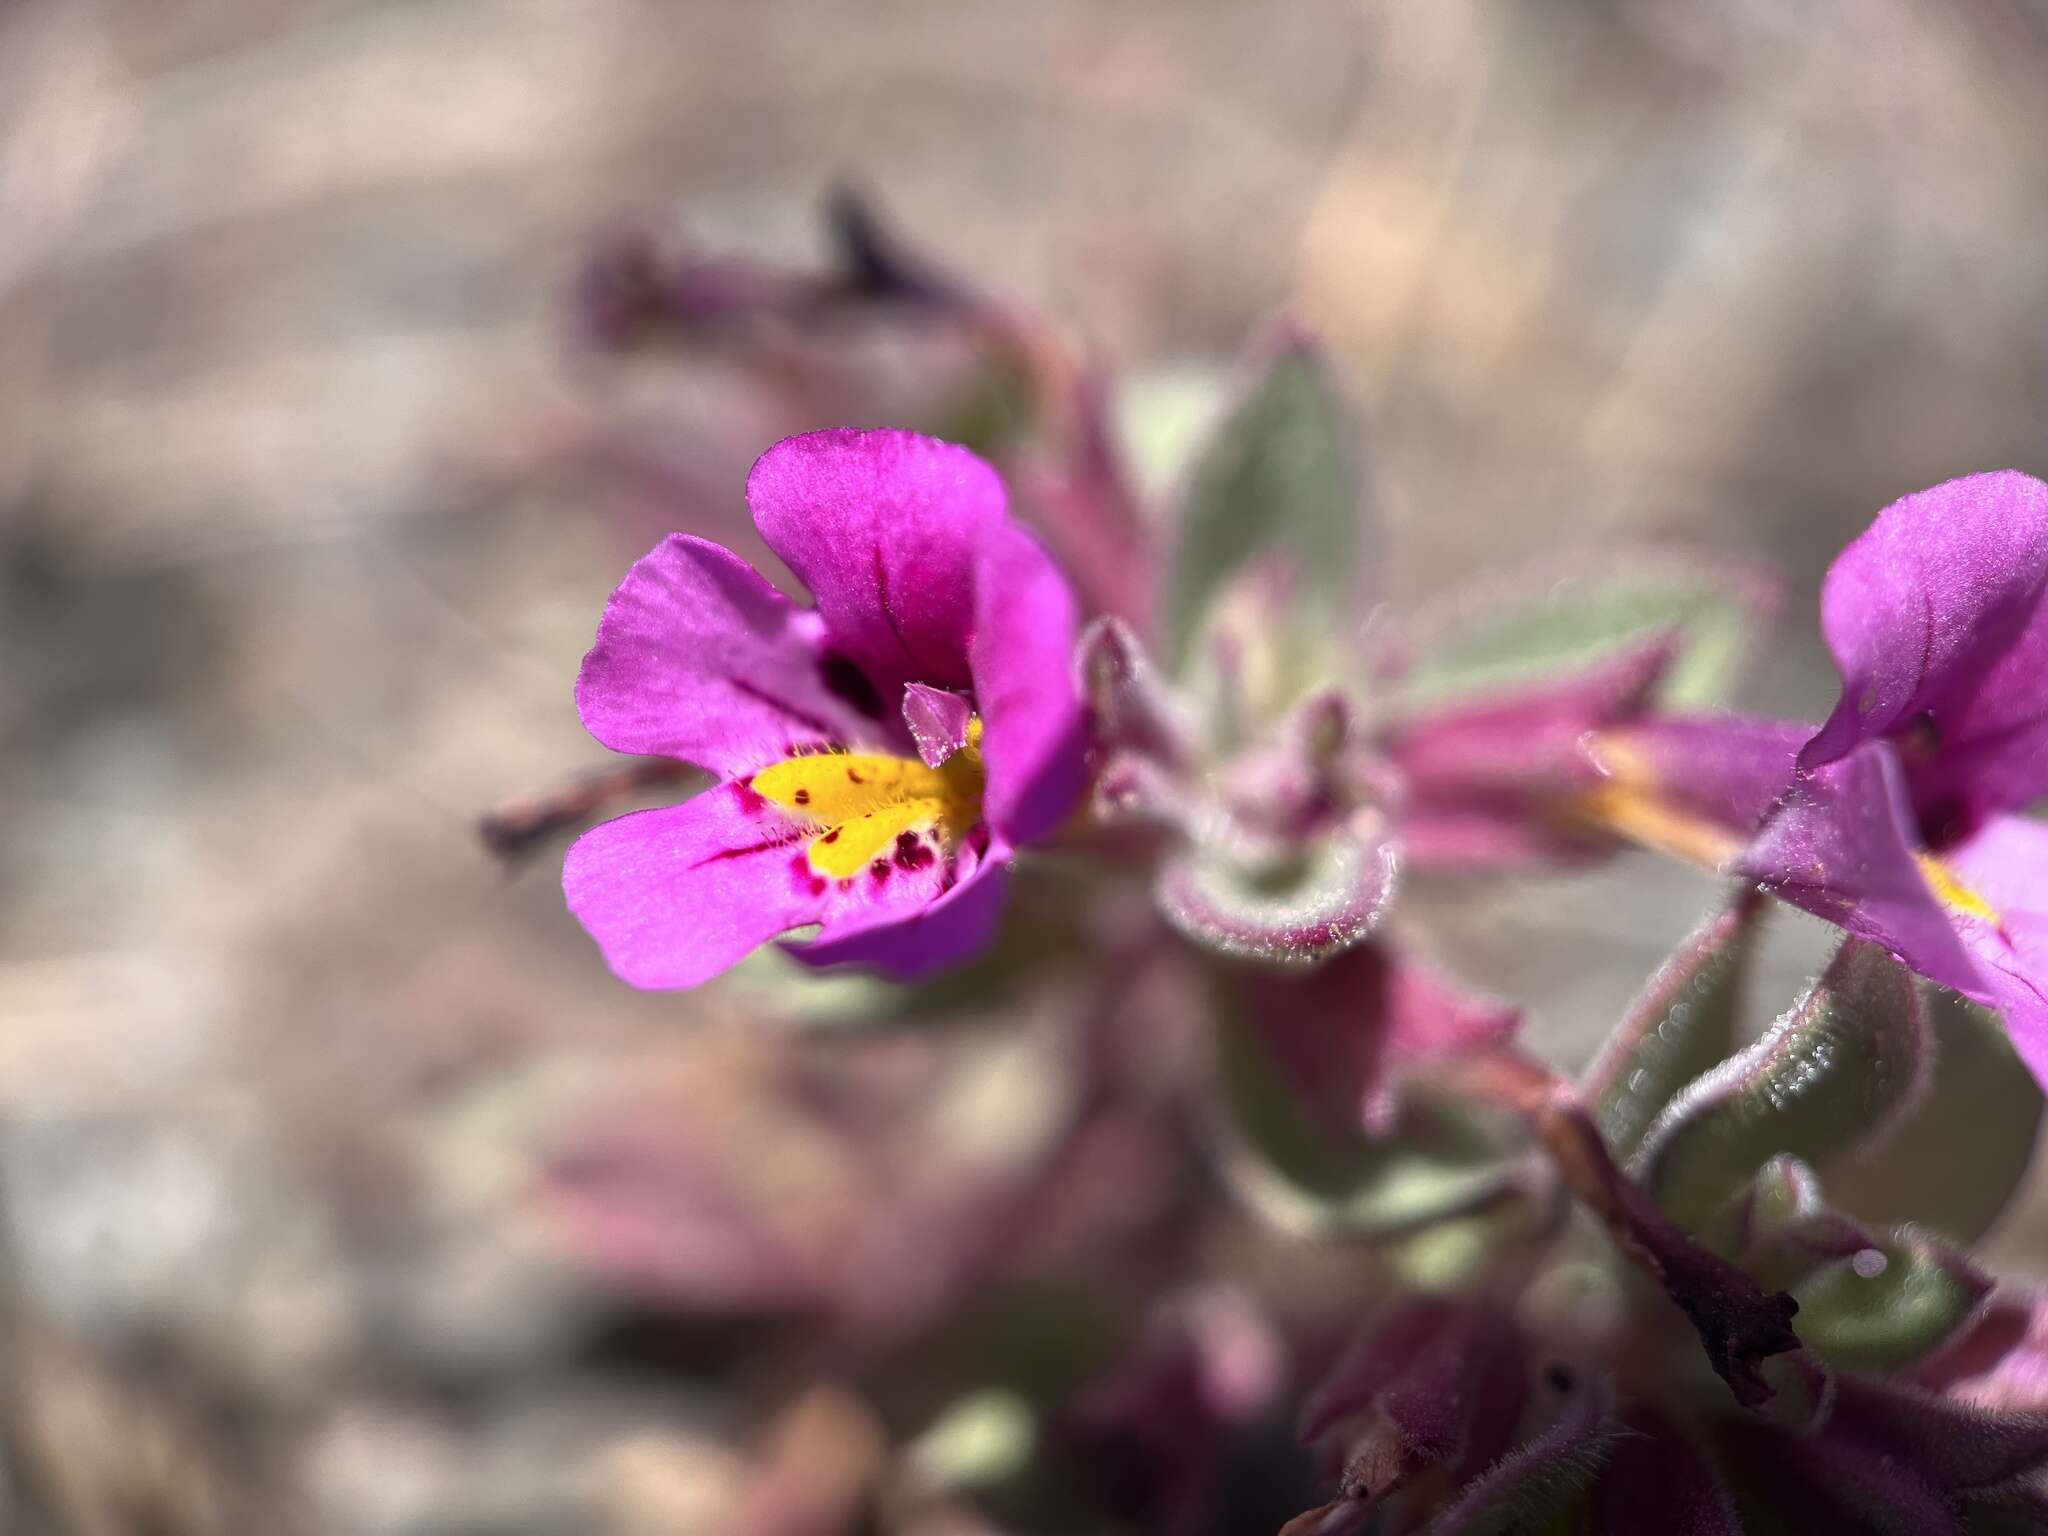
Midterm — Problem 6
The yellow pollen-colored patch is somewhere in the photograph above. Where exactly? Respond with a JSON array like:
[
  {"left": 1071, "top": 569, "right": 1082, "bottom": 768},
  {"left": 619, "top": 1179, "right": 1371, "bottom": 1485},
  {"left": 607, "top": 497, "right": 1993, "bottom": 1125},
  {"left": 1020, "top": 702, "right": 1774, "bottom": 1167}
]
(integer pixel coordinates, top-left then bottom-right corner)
[
  {"left": 752, "top": 719, "right": 986, "bottom": 879},
  {"left": 1916, "top": 853, "right": 2001, "bottom": 926},
  {"left": 1568, "top": 782, "right": 1744, "bottom": 870},
  {"left": 1571, "top": 732, "right": 1744, "bottom": 870},
  {"left": 1583, "top": 733, "right": 1652, "bottom": 787}
]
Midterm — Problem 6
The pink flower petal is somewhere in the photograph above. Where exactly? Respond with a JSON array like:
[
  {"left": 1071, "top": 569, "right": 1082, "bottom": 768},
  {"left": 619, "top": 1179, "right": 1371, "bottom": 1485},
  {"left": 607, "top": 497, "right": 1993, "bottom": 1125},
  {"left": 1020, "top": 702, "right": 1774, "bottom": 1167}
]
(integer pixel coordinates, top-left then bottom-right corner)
[
  {"left": 970, "top": 519, "right": 1086, "bottom": 845},
  {"left": 747, "top": 429, "right": 1006, "bottom": 701},
  {"left": 1806, "top": 471, "right": 2048, "bottom": 796},
  {"left": 576, "top": 534, "right": 881, "bottom": 775},
  {"left": 1742, "top": 749, "right": 2048, "bottom": 1096},
  {"left": 1918, "top": 1286, "right": 2048, "bottom": 1412},
  {"left": 563, "top": 780, "right": 962, "bottom": 989},
  {"left": 1739, "top": 741, "right": 1982, "bottom": 999},
  {"left": 1913, "top": 598, "right": 2048, "bottom": 829},
  {"left": 1941, "top": 813, "right": 2048, "bottom": 1088}
]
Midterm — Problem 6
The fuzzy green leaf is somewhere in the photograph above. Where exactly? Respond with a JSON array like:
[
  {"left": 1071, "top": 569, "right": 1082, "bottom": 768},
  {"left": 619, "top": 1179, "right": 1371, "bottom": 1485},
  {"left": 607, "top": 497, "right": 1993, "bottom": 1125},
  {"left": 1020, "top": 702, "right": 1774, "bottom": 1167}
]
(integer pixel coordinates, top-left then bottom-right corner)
[
  {"left": 1795, "top": 1224, "right": 1993, "bottom": 1375},
  {"left": 1583, "top": 897, "right": 1763, "bottom": 1164},
  {"left": 1638, "top": 940, "right": 1928, "bottom": 1243},
  {"left": 1164, "top": 336, "right": 1360, "bottom": 671}
]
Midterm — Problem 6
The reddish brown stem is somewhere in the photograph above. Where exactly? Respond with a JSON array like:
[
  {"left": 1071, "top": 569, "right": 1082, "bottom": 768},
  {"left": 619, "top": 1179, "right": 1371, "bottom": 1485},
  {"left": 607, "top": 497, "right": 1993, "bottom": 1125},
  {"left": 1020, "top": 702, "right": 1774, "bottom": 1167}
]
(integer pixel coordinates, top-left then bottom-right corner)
[
  {"left": 1430, "top": 1047, "right": 1800, "bottom": 1409},
  {"left": 479, "top": 758, "right": 703, "bottom": 866}
]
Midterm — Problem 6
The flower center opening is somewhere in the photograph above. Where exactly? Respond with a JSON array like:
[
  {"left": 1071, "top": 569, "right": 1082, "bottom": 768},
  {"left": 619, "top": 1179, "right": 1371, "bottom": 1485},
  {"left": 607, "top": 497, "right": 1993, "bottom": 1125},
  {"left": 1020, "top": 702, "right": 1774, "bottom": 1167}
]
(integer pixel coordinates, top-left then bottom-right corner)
[{"left": 751, "top": 718, "right": 986, "bottom": 879}]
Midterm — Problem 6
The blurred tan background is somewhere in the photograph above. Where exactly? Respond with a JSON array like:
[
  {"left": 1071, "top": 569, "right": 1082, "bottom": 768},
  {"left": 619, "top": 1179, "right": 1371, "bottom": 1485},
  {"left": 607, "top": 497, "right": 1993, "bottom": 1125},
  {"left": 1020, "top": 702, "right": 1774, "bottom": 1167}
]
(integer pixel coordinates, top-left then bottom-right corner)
[{"left": 3, "top": 1, "right": 2048, "bottom": 1529}]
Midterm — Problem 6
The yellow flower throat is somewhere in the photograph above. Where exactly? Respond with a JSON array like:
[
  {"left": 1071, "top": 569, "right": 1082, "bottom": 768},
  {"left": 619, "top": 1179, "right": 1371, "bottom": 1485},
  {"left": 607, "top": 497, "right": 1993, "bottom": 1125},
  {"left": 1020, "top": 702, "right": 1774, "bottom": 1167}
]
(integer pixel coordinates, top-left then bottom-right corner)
[{"left": 752, "top": 718, "right": 987, "bottom": 880}]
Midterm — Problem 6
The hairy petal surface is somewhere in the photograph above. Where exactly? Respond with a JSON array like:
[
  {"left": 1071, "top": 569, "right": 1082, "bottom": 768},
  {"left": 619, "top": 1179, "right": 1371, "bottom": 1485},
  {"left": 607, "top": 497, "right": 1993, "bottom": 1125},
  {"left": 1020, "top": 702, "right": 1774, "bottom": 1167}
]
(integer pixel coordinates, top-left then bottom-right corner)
[
  {"left": 747, "top": 429, "right": 1006, "bottom": 699},
  {"left": 1824, "top": 1375, "right": 2048, "bottom": 1494},
  {"left": 576, "top": 534, "right": 878, "bottom": 774},
  {"left": 1422, "top": 1371, "right": 1620, "bottom": 1535},
  {"left": 1302, "top": 1299, "right": 1527, "bottom": 1511},
  {"left": 1912, "top": 590, "right": 2048, "bottom": 826}
]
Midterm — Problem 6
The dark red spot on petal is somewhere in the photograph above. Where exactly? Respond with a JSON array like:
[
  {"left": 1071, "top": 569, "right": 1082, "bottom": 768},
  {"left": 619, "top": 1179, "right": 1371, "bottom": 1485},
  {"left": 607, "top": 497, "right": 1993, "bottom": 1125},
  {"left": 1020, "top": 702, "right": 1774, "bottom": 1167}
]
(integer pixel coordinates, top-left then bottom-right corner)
[
  {"left": 822, "top": 828, "right": 840, "bottom": 843},
  {"left": 789, "top": 853, "right": 827, "bottom": 897},
  {"left": 793, "top": 788, "right": 810, "bottom": 805},
  {"left": 846, "top": 768, "right": 865, "bottom": 784},
  {"left": 869, "top": 859, "right": 892, "bottom": 882},
  {"left": 892, "top": 830, "right": 935, "bottom": 871}
]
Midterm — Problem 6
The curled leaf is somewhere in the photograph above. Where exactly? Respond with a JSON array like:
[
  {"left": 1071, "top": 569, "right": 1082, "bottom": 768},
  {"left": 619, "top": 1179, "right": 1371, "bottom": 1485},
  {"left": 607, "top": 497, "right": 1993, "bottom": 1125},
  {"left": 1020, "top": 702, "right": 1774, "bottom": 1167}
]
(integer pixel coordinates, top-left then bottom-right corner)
[
  {"left": 1582, "top": 895, "right": 1764, "bottom": 1163},
  {"left": 1795, "top": 1224, "right": 1993, "bottom": 1376},
  {"left": 1732, "top": 1155, "right": 1876, "bottom": 1293},
  {"left": 1638, "top": 939, "right": 1929, "bottom": 1243},
  {"left": 1156, "top": 822, "right": 1397, "bottom": 967}
]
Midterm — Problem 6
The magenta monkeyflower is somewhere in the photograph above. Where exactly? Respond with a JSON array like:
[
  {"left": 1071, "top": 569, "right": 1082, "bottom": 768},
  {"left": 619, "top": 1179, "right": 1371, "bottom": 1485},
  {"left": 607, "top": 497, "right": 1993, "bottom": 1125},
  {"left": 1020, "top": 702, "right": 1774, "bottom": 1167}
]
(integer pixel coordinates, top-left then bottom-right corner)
[
  {"left": 1592, "top": 472, "right": 2048, "bottom": 1086},
  {"left": 563, "top": 429, "right": 1084, "bottom": 988},
  {"left": 1737, "top": 471, "right": 2048, "bottom": 1081}
]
